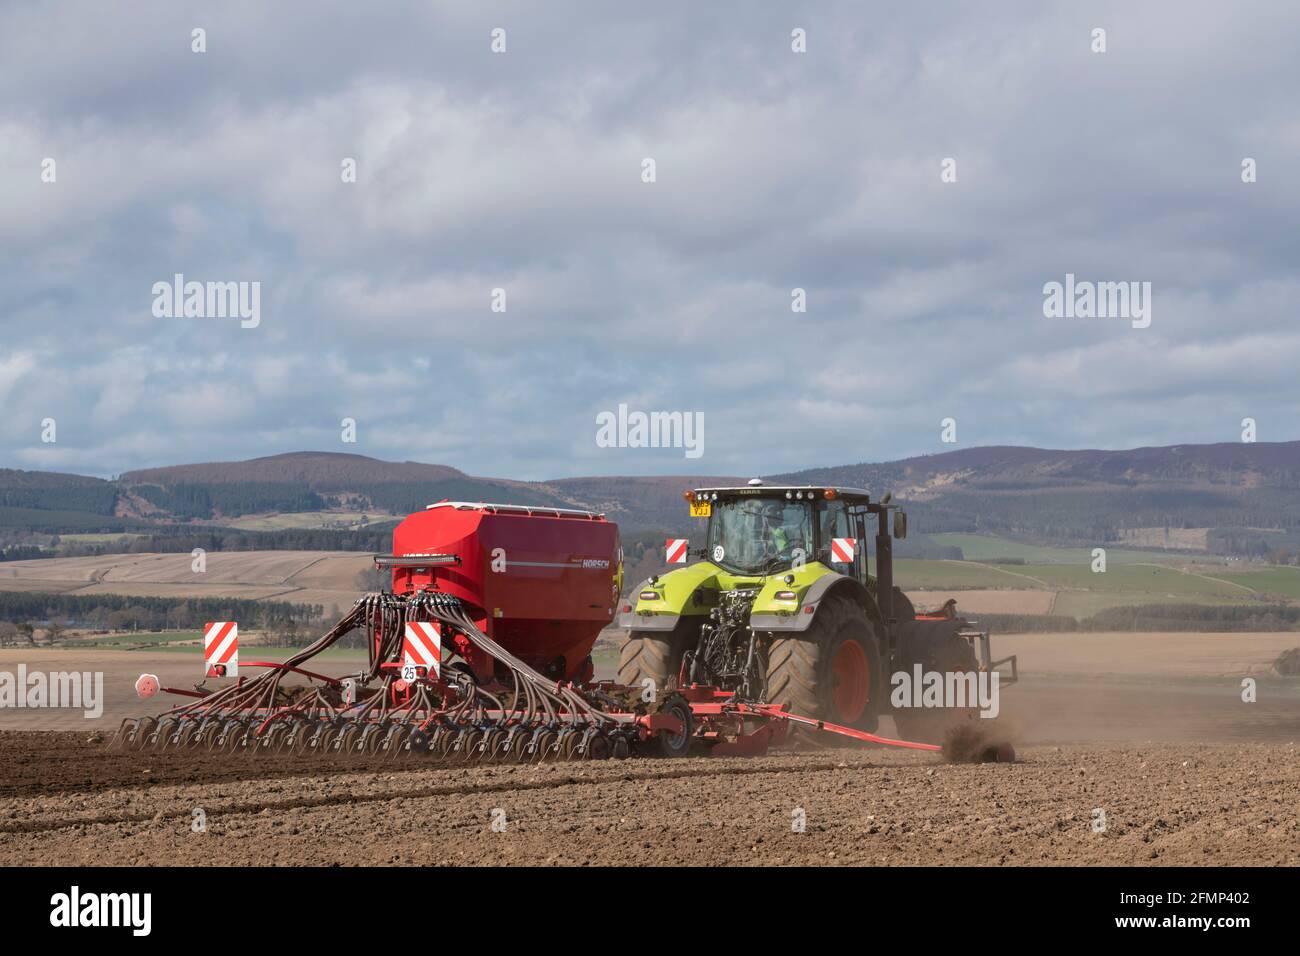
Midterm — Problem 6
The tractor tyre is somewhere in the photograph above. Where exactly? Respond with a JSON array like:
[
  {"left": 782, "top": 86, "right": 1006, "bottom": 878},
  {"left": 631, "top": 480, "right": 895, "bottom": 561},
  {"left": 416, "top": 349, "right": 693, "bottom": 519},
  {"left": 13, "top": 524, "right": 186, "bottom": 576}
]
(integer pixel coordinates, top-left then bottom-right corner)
[
  {"left": 891, "top": 586, "right": 916, "bottom": 621},
  {"left": 617, "top": 618, "right": 697, "bottom": 698},
  {"left": 891, "top": 630, "right": 980, "bottom": 745},
  {"left": 765, "top": 594, "right": 882, "bottom": 741}
]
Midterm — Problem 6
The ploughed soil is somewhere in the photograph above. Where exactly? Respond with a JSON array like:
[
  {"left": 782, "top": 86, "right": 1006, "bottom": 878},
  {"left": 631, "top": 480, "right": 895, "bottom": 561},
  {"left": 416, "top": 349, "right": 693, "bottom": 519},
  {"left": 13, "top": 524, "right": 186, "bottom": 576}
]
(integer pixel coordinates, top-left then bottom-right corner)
[
  {"left": 2, "top": 732, "right": 1297, "bottom": 866},
  {"left": 3, "top": 631, "right": 1299, "bottom": 866}
]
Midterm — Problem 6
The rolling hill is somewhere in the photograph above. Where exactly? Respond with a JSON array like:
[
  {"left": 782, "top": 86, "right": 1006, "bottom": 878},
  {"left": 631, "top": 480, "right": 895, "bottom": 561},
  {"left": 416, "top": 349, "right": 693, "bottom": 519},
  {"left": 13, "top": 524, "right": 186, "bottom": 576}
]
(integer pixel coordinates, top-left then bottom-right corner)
[
  {"left": 121, "top": 451, "right": 466, "bottom": 487},
  {"left": 771, "top": 442, "right": 1300, "bottom": 552},
  {"left": 4, "top": 442, "right": 1300, "bottom": 553}
]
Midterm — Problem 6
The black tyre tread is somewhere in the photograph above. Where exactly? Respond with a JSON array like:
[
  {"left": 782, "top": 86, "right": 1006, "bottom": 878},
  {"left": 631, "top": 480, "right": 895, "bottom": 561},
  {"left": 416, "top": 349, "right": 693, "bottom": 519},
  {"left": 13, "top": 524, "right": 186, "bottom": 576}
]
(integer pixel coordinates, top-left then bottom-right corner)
[
  {"left": 765, "top": 595, "right": 880, "bottom": 730},
  {"left": 765, "top": 633, "right": 821, "bottom": 718},
  {"left": 616, "top": 619, "right": 695, "bottom": 692},
  {"left": 616, "top": 633, "right": 675, "bottom": 688}
]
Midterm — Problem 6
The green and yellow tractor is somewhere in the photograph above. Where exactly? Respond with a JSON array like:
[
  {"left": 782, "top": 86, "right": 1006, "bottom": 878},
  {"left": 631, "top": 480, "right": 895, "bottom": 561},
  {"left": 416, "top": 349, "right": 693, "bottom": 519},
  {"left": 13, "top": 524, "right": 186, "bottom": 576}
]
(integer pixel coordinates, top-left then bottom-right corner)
[{"left": 616, "top": 479, "right": 1015, "bottom": 743}]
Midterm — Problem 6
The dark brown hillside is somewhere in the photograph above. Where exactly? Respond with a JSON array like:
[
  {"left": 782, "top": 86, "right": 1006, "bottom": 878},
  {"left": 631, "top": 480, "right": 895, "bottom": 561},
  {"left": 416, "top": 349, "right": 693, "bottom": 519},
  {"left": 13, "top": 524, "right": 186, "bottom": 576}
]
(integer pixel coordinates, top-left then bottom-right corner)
[
  {"left": 7, "top": 440, "right": 1300, "bottom": 544},
  {"left": 120, "top": 452, "right": 465, "bottom": 487},
  {"left": 772, "top": 441, "right": 1300, "bottom": 497}
]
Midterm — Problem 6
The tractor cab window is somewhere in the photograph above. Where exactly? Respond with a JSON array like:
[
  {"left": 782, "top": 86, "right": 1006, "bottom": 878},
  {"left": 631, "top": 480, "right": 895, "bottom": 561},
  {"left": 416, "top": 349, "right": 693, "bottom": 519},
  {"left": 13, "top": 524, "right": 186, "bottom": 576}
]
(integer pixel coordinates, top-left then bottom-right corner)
[
  {"left": 819, "top": 499, "right": 866, "bottom": 580},
  {"left": 707, "top": 497, "right": 812, "bottom": 574},
  {"left": 819, "top": 500, "right": 852, "bottom": 550}
]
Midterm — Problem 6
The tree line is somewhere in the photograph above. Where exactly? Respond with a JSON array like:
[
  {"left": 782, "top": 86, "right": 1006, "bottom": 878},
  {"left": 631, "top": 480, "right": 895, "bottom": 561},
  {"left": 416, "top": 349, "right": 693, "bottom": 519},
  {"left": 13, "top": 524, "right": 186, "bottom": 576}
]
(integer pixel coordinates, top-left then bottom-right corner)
[
  {"left": 975, "top": 603, "right": 1300, "bottom": 634},
  {"left": 0, "top": 591, "right": 375, "bottom": 649},
  {"left": 0, "top": 591, "right": 327, "bottom": 630},
  {"left": 0, "top": 523, "right": 399, "bottom": 560},
  {"left": 132, "top": 482, "right": 326, "bottom": 518}
]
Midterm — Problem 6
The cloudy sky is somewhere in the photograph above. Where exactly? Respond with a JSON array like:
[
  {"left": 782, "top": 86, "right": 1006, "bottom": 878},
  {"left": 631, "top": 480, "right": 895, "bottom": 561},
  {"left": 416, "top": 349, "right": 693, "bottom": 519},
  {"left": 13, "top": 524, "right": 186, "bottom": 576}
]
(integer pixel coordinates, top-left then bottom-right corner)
[{"left": 2, "top": 1, "right": 1298, "bottom": 480}]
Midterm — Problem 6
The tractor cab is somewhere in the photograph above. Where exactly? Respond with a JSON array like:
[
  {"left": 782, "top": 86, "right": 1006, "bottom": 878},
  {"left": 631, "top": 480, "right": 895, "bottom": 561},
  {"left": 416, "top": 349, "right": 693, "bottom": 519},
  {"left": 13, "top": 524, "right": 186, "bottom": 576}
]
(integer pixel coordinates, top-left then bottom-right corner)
[{"left": 687, "top": 481, "right": 903, "bottom": 590}]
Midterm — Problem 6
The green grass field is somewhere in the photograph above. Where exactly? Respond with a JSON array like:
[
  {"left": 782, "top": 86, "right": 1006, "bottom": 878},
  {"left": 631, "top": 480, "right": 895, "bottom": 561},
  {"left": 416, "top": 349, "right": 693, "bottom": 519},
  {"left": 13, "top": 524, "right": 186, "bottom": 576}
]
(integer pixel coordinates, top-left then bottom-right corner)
[
  {"left": 898, "top": 559, "right": 1253, "bottom": 598},
  {"left": 929, "top": 533, "right": 1186, "bottom": 566},
  {"left": 1023, "top": 563, "right": 1252, "bottom": 597},
  {"left": 63, "top": 630, "right": 204, "bottom": 647},
  {"left": 139, "top": 644, "right": 368, "bottom": 658},
  {"left": 1050, "top": 589, "right": 1257, "bottom": 619},
  {"left": 592, "top": 645, "right": 619, "bottom": 675},
  {"left": 1215, "top": 566, "right": 1300, "bottom": 599},
  {"left": 51, "top": 631, "right": 369, "bottom": 659},
  {"left": 893, "top": 547, "right": 1287, "bottom": 620},
  {"left": 56, "top": 532, "right": 150, "bottom": 544},
  {"left": 893, "top": 558, "right": 1039, "bottom": 589},
  {"left": 213, "top": 511, "right": 395, "bottom": 532}
]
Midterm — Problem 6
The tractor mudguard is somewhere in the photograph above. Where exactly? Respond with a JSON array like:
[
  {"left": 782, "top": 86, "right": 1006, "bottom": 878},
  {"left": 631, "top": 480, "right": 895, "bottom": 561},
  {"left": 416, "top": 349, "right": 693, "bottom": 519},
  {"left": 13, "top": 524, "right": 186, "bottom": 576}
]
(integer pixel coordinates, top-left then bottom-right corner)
[
  {"left": 617, "top": 562, "right": 718, "bottom": 629},
  {"left": 616, "top": 606, "right": 679, "bottom": 630},
  {"left": 751, "top": 570, "right": 872, "bottom": 632},
  {"left": 893, "top": 617, "right": 965, "bottom": 669}
]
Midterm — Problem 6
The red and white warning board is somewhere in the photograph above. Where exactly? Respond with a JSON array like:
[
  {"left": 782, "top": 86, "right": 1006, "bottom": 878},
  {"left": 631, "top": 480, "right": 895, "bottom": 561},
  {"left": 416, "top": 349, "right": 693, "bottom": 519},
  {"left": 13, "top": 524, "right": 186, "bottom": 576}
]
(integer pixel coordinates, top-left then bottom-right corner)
[
  {"left": 830, "top": 537, "right": 857, "bottom": 564},
  {"left": 665, "top": 538, "right": 689, "bottom": 564},
  {"left": 403, "top": 621, "right": 442, "bottom": 678},
  {"left": 204, "top": 621, "right": 238, "bottom": 677}
]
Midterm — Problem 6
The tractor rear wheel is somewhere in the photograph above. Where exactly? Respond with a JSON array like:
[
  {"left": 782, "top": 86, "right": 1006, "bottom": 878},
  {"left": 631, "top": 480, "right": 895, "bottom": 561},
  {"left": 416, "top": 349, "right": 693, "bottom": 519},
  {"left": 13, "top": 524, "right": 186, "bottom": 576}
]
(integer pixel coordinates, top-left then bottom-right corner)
[
  {"left": 617, "top": 618, "right": 697, "bottom": 698},
  {"left": 765, "top": 594, "right": 881, "bottom": 736},
  {"left": 892, "top": 631, "right": 980, "bottom": 745}
]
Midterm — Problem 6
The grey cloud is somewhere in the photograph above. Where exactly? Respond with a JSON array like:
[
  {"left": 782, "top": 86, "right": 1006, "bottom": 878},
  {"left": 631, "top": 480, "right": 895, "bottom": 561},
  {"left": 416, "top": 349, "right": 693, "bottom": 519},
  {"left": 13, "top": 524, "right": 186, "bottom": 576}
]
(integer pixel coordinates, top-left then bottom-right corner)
[{"left": 2, "top": 1, "right": 1299, "bottom": 479}]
